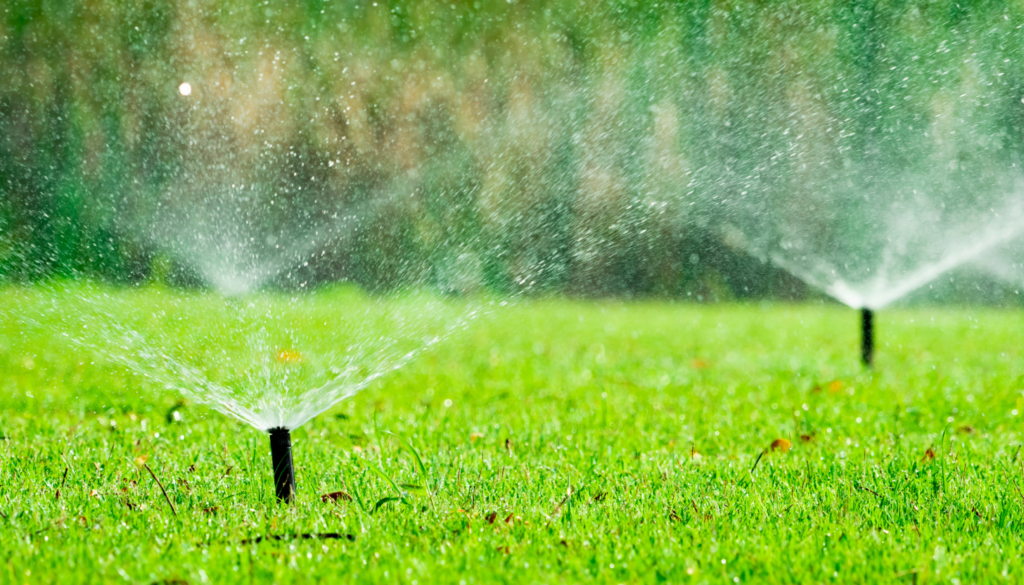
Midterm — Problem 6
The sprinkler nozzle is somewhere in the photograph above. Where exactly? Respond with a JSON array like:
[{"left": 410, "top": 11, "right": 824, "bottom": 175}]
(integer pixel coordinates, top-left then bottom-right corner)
[
  {"left": 861, "top": 308, "right": 874, "bottom": 367},
  {"left": 268, "top": 427, "right": 296, "bottom": 503}
]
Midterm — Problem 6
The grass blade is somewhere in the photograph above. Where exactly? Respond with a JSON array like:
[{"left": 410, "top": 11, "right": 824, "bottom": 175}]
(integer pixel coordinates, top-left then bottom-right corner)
[{"left": 367, "top": 464, "right": 403, "bottom": 498}]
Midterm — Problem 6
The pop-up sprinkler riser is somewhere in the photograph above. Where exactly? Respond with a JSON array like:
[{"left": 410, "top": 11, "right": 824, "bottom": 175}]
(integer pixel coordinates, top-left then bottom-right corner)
[
  {"left": 861, "top": 308, "right": 873, "bottom": 367},
  {"left": 269, "top": 427, "right": 296, "bottom": 502}
]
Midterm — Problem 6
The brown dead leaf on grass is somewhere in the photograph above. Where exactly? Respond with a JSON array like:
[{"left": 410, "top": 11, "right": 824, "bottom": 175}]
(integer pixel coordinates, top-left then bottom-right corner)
[
  {"left": 957, "top": 425, "right": 976, "bottom": 435},
  {"left": 321, "top": 491, "right": 353, "bottom": 503},
  {"left": 922, "top": 448, "right": 936, "bottom": 462}
]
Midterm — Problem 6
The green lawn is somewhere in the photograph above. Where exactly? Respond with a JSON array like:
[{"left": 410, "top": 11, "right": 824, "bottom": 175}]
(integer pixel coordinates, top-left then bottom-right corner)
[{"left": 2, "top": 284, "right": 1024, "bottom": 583}]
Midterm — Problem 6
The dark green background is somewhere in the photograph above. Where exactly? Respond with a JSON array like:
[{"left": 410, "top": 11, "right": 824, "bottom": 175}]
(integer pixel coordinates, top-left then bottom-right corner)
[{"left": 2, "top": 0, "right": 1023, "bottom": 302}]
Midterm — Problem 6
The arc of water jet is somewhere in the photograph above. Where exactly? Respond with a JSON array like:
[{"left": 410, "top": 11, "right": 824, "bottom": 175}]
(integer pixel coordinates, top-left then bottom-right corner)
[
  {"left": 849, "top": 216, "right": 1024, "bottom": 309},
  {"left": 154, "top": 181, "right": 408, "bottom": 296},
  {"left": 765, "top": 253, "right": 867, "bottom": 306},
  {"left": 272, "top": 338, "right": 442, "bottom": 430},
  {"left": 768, "top": 208, "right": 1024, "bottom": 309},
  {"left": 49, "top": 286, "right": 481, "bottom": 506}
]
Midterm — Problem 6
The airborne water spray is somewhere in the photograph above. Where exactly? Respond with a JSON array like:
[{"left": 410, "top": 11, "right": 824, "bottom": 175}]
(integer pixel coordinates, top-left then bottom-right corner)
[{"left": 47, "top": 288, "right": 479, "bottom": 505}]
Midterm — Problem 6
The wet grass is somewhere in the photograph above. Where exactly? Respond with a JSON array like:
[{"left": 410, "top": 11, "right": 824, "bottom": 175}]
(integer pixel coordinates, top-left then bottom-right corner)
[{"left": 2, "top": 285, "right": 1024, "bottom": 583}]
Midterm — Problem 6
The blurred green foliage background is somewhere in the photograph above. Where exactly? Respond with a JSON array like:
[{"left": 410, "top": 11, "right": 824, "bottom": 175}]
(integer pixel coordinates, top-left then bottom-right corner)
[{"left": 2, "top": 0, "right": 1024, "bottom": 300}]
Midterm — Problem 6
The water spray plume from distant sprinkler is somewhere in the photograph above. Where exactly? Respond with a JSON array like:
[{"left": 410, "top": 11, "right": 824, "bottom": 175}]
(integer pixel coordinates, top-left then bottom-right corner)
[
  {"left": 861, "top": 308, "right": 873, "bottom": 368},
  {"left": 268, "top": 427, "right": 296, "bottom": 503},
  {"left": 731, "top": 197, "right": 1024, "bottom": 368}
]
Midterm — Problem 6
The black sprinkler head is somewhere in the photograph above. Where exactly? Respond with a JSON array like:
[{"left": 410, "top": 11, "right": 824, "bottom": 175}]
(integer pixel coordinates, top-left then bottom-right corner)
[
  {"left": 268, "top": 427, "right": 296, "bottom": 502},
  {"left": 861, "top": 308, "right": 874, "bottom": 367}
]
